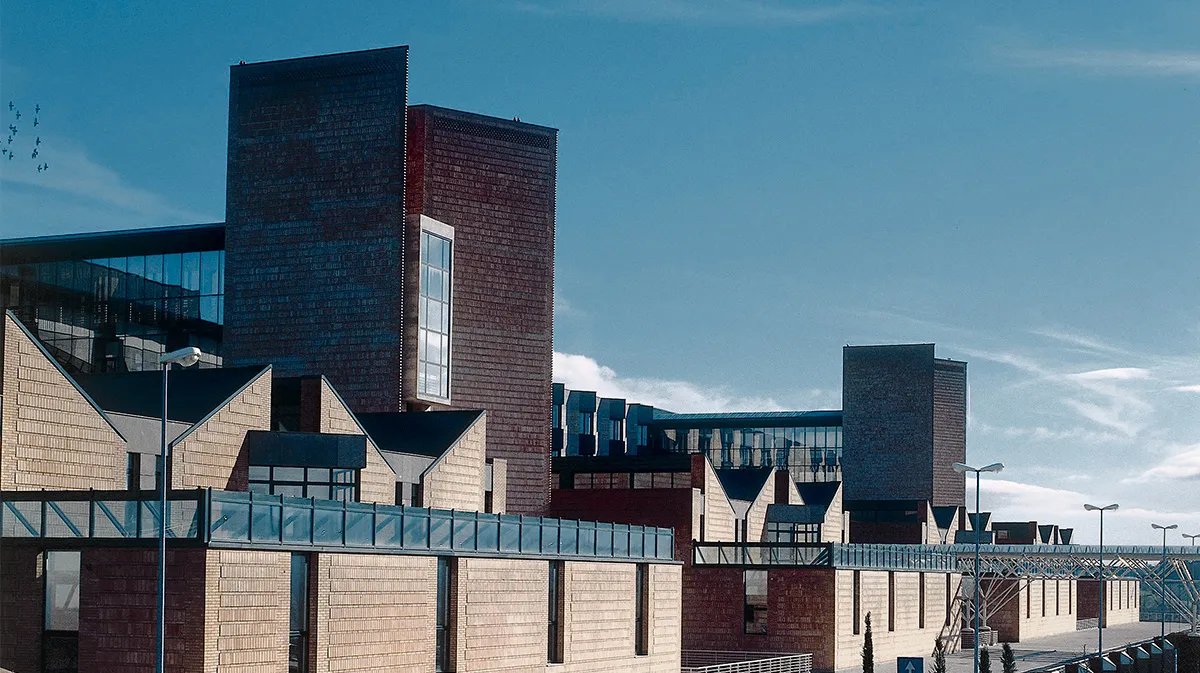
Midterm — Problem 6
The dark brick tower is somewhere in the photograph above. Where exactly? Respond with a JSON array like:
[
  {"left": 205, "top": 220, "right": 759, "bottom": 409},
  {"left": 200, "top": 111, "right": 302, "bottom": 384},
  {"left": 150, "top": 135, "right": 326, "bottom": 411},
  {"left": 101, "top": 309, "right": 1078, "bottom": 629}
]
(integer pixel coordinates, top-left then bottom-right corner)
[
  {"left": 224, "top": 47, "right": 409, "bottom": 411},
  {"left": 406, "top": 105, "right": 557, "bottom": 515},
  {"left": 841, "top": 344, "right": 967, "bottom": 507}
]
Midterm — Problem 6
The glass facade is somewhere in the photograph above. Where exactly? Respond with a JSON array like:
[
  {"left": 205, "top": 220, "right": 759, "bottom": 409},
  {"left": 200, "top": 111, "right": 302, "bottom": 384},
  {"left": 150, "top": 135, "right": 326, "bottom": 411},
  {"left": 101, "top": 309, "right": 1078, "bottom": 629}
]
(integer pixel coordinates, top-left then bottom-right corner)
[
  {"left": 659, "top": 424, "right": 842, "bottom": 482},
  {"left": 1, "top": 250, "right": 224, "bottom": 373},
  {"left": 418, "top": 231, "right": 452, "bottom": 401},
  {"left": 249, "top": 466, "right": 359, "bottom": 502}
]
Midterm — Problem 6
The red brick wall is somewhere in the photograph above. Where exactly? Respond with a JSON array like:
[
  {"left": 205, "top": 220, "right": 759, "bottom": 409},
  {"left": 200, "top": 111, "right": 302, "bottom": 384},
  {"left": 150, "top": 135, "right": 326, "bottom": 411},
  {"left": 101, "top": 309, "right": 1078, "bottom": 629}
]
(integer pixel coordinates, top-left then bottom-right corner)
[
  {"left": 550, "top": 488, "right": 694, "bottom": 561},
  {"left": 0, "top": 546, "right": 43, "bottom": 673},
  {"left": 77, "top": 547, "right": 207, "bottom": 673},
  {"left": 224, "top": 47, "right": 409, "bottom": 413},
  {"left": 407, "top": 105, "right": 557, "bottom": 515},
  {"left": 682, "top": 568, "right": 839, "bottom": 669}
]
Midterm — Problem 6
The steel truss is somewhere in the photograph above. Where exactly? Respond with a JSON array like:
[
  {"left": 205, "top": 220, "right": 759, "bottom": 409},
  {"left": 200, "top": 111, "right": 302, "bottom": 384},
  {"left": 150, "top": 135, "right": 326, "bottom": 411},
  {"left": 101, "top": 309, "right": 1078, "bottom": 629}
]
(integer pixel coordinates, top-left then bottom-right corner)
[{"left": 948, "top": 544, "right": 1200, "bottom": 633}]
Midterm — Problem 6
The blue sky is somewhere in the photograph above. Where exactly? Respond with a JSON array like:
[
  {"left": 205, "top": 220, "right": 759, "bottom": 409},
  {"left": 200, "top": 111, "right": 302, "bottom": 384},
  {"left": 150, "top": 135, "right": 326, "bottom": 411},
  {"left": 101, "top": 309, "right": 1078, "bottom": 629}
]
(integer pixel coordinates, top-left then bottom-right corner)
[{"left": 3, "top": 1, "right": 1199, "bottom": 543}]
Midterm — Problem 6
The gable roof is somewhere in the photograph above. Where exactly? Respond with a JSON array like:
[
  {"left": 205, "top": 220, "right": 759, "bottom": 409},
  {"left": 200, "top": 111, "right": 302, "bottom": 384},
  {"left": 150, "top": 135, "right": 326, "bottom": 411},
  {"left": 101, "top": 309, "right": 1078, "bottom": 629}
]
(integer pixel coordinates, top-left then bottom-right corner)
[
  {"left": 74, "top": 366, "right": 267, "bottom": 423},
  {"left": 795, "top": 481, "right": 841, "bottom": 510},
  {"left": 355, "top": 410, "right": 484, "bottom": 458},
  {"left": 766, "top": 503, "right": 829, "bottom": 525},
  {"left": 714, "top": 468, "right": 774, "bottom": 503}
]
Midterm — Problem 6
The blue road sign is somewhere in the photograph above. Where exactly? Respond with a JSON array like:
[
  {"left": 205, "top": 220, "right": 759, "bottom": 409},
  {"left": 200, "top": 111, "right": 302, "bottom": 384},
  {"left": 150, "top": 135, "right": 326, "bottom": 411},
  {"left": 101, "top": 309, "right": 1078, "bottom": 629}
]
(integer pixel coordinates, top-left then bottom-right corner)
[{"left": 898, "top": 657, "right": 924, "bottom": 673}]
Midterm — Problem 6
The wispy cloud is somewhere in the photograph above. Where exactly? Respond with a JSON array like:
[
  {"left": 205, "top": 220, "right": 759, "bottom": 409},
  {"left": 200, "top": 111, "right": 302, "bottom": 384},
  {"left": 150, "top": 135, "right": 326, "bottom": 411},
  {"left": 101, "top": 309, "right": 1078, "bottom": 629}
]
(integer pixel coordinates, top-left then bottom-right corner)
[
  {"left": 1172, "top": 384, "right": 1200, "bottom": 393},
  {"left": 1030, "top": 329, "right": 1131, "bottom": 357},
  {"left": 554, "top": 295, "right": 588, "bottom": 319},
  {"left": 553, "top": 351, "right": 837, "bottom": 413},
  {"left": 0, "top": 135, "right": 212, "bottom": 234},
  {"left": 1126, "top": 442, "right": 1200, "bottom": 483},
  {"left": 999, "top": 44, "right": 1200, "bottom": 77},
  {"left": 509, "top": 0, "right": 888, "bottom": 27},
  {"left": 1068, "top": 367, "right": 1150, "bottom": 381}
]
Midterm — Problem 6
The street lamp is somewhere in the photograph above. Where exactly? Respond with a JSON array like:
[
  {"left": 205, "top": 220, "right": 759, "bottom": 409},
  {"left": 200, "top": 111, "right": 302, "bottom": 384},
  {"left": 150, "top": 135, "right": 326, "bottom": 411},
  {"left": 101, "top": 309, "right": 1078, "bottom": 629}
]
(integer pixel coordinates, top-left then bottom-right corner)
[
  {"left": 156, "top": 346, "right": 201, "bottom": 673},
  {"left": 1084, "top": 503, "right": 1119, "bottom": 660},
  {"left": 1183, "top": 533, "right": 1200, "bottom": 547},
  {"left": 953, "top": 461, "right": 1005, "bottom": 673},
  {"left": 1151, "top": 523, "right": 1178, "bottom": 668}
]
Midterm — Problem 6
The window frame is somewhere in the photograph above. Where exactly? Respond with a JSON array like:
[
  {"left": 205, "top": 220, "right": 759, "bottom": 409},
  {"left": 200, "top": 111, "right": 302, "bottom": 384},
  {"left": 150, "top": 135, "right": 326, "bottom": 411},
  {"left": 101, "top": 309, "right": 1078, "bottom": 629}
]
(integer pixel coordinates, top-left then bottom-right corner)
[
  {"left": 416, "top": 219, "right": 455, "bottom": 404},
  {"left": 635, "top": 563, "right": 650, "bottom": 654},
  {"left": 436, "top": 557, "right": 455, "bottom": 672}
]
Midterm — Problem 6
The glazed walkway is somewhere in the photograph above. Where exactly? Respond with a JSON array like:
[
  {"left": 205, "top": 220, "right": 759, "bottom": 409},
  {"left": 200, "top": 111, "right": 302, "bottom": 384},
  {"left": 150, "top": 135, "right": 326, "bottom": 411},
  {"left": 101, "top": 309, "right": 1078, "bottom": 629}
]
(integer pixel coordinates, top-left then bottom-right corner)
[{"left": 943, "top": 621, "right": 1190, "bottom": 673}]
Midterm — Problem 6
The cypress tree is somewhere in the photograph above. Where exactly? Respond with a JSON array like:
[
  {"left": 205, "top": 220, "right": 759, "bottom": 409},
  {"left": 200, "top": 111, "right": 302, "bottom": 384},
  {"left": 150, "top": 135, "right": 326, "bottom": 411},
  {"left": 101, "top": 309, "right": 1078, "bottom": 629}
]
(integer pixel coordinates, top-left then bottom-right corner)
[
  {"left": 863, "top": 612, "right": 874, "bottom": 673},
  {"left": 1001, "top": 642, "right": 1017, "bottom": 673},
  {"left": 933, "top": 637, "right": 948, "bottom": 673},
  {"left": 980, "top": 646, "right": 993, "bottom": 673}
]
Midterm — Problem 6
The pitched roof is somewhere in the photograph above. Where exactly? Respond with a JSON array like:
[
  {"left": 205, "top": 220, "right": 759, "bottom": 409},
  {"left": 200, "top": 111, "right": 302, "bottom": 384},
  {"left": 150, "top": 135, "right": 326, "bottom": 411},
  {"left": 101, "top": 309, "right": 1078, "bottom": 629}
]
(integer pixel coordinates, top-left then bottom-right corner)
[
  {"left": 355, "top": 410, "right": 484, "bottom": 458},
  {"left": 795, "top": 481, "right": 840, "bottom": 509},
  {"left": 766, "top": 503, "right": 828, "bottom": 525},
  {"left": 73, "top": 365, "right": 267, "bottom": 424},
  {"left": 714, "top": 468, "right": 774, "bottom": 502}
]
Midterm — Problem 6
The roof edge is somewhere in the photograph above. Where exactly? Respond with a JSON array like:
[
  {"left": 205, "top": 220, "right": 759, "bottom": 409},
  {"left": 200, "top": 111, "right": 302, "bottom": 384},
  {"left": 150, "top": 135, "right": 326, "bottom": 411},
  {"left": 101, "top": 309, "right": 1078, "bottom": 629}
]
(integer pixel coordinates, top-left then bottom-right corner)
[
  {"left": 420, "top": 409, "right": 487, "bottom": 479},
  {"left": 170, "top": 364, "right": 272, "bottom": 448}
]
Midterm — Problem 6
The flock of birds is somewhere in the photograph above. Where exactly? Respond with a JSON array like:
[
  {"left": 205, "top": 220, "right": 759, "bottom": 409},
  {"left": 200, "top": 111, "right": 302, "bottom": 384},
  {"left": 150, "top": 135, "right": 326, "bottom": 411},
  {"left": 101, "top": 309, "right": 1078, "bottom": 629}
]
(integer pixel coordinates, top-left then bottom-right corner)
[{"left": 3, "top": 101, "right": 49, "bottom": 172}]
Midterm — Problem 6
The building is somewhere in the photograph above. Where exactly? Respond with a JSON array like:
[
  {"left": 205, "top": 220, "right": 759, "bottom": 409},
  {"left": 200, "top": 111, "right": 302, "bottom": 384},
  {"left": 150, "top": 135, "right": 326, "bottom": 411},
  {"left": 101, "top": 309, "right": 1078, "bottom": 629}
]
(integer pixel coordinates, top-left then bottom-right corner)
[
  {"left": 1, "top": 46, "right": 556, "bottom": 515},
  {"left": 0, "top": 310, "right": 681, "bottom": 673},
  {"left": 552, "top": 384, "right": 844, "bottom": 482}
]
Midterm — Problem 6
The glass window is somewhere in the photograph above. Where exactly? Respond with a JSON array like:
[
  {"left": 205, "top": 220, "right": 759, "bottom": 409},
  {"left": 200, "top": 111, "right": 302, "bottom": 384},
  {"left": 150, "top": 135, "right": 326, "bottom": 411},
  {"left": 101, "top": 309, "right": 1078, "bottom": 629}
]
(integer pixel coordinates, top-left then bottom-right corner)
[
  {"left": 635, "top": 563, "right": 650, "bottom": 654},
  {"left": 418, "top": 231, "right": 453, "bottom": 401},
  {"left": 163, "top": 253, "right": 182, "bottom": 294},
  {"left": 548, "top": 561, "right": 564, "bottom": 663},
  {"left": 580, "top": 411, "right": 594, "bottom": 435},
  {"left": 436, "top": 558, "right": 454, "bottom": 672},
  {"left": 289, "top": 553, "right": 309, "bottom": 673},
  {"left": 45, "top": 550, "right": 81, "bottom": 631},
  {"left": 182, "top": 252, "right": 201, "bottom": 292},
  {"left": 744, "top": 569, "right": 767, "bottom": 634}
]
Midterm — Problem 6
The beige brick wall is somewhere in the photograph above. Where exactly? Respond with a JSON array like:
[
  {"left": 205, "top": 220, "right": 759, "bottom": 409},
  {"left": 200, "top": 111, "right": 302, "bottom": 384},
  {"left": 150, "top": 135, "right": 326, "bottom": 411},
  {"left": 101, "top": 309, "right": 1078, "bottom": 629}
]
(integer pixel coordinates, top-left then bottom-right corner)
[
  {"left": 835, "top": 570, "right": 962, "bottom": 670},
  {"left": 702, "top": 460, "right": 737, "bottom": 543},
  {"left": 317, "top": 378, "right": 395, "bottom": 505},
  {"left": 1105, "top": 579, "right": 1141, "bottom": 626},
  {"left": 1, "top": 313, "right": 125, "bottom": 490},
  {"left": 744, "top": 473, "right": 776, "bottom": 543},
  {"left": 315, "top": 553, "right": 436, "bottom": 672},
  {"left": 422, "top": 414, "right": 487, "bottom": 512},
  {"left": 490, "top": 457, "right": 508, "bottom": 514},
  {"left": 560, "top": 561, "right": 681, "bottom": 673},
  {"left": 171, "top": 368, "right": 271, "bottom": 491},
  {"left": 821, "top": 484, "right": 845, "bottom": 543},
  {"left": 204, "top": 549, "right": 289, "bottom": 673},
  {"left": 450, "top": 558, "right": 680, "bottom": 673}
]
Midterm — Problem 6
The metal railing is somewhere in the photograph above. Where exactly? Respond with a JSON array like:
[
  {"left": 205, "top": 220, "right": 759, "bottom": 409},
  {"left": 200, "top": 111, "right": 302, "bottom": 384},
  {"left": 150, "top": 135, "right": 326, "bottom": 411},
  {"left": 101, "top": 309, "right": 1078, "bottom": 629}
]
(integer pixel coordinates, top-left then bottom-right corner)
[
  {"left": 0, "top": 489, "right": 675, "bottom": 563},
  {"left": 692, "top": 542, "right": 956, "bottom": 571},
  {"left": 681, "top": 651, "right": 813, "bottom": 673}
]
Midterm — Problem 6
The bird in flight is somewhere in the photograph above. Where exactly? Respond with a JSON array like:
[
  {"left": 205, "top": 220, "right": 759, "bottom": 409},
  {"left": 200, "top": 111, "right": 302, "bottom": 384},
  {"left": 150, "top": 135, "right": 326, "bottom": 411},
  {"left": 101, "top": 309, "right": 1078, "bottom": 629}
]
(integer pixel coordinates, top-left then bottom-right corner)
[
  {"left": 32, "top": 148, "right": 39, "bottom": 159},
  {"left": 33, "top": 118, "right": 39, "bottom": 127},
  {"left": 14, "top": 111, "right": 20, "bottom": 120},
  {"left": 35, "top": 137, "right": 41, "bottom": 146},
  {"left": 35, "top": 104, "right": 41, "bottom": 114},
  {"left": 6, "top": 102, "right": 12, "bottom": 111}
]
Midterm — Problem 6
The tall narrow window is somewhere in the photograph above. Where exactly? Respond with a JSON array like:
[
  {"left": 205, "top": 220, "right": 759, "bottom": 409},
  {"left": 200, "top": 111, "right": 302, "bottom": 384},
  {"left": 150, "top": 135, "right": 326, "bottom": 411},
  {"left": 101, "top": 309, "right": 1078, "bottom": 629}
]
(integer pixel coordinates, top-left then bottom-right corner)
[
  {"left": 579, "top": 411, "right": 594, "bottom": 435},
  {"left": 44, "top": 551, "right": 80, "bottom": 673},
  {"left": 744, "top": 569, "right": 768, "bottom": 635},
  {"left": 418, "top": 229, "right": 453, "bottom": 402},
  {"left": 1041, "top": 579, "right": 1046, "bottom": 617},
  {"left": 1056, "top": 580, "right": 1061, "bottom": 616},
  {"left": 945, "top": 574, "right": 952, "bottom": 627},
  {"left": 126, "top": 453, "right": 141, "bottom": 490},
  {"left": 635, "top": 564, "right": 650, "bottom": 654},
  {"left": 853, "top": 570, "right": 862, "bottom": 635},
  {"left": 919, "top": 573, "right": 926, "bottom": 629},
  {"left": 436, "top": 558, "right": 454, "bottom": 672},
  {"left": 1026, "top": 582, "right": 1031, "bottom": 618},
  {"left": 887, "top": 572, "right": 896, "bottom": 631},
  {"left": 548, "top": 561, "right": 564, "bottom": 663},
  {"left": 1069, "top": 580, "right": 1073, "bottom": 614},
  {"left": 289, "top": 554, "right": 310, "bottom": 673}
]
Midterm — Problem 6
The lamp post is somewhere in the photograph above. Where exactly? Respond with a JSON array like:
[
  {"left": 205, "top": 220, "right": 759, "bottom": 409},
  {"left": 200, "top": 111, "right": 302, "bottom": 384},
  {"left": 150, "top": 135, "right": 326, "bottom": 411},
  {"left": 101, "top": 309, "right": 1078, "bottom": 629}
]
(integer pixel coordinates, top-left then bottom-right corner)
[
  {"left": 953, "top": 461, "right": 1005, "bottom": 673},
  {"left": 1184, "top": 533, "right": 1200, "bottom": 547},
  {"left": 1186, "top": 534, "right": 1200, "bottom": 635},
  {"left": 1084, "top": 503, "right": 1119, "bottom": 660},
  {"left": 156, "top": 346, "right": 201, "bottom": 673},
  {"left": 1151, "top": 523, "right": 1177, "bottom": 670}
]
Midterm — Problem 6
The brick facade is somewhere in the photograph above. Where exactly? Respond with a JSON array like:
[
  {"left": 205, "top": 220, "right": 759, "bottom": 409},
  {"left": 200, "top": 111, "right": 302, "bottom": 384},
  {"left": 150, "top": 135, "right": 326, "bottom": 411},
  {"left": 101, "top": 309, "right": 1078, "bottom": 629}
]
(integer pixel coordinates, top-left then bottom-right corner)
[
  {"left": 984, "top": 578, "right": 1077, "bottom": 642},
  {"left": 77, "top": 548, "right": 208, "bottom": 673},
  {"left": 2, "top": 313, "right": 125, "bottom": 491},
  {"left": 421, "top": 413, "right": 487, "bottom": 512},
  {"left": 315, "top": 378, "right": 395, "bottom": 505},
  {"left": 223, "top": 47, "right": 410, "bottom": 414},
  {"left": 169, "top": 367, "right": 271, "bottom": 491},
  {"left": 843, "top": 345, "right": 967, "bottom": 508},
  {"left": 407, "top": 105, "right": 557, "bottom": 515},
  {"left": 1078, "top": 579, "right": 1141, "bottom": 627},
  {"left": 0, "top": 546, "right": 43, "bottom": 673}
]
